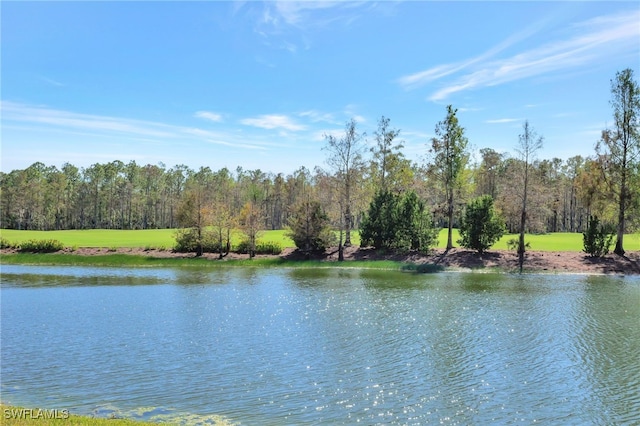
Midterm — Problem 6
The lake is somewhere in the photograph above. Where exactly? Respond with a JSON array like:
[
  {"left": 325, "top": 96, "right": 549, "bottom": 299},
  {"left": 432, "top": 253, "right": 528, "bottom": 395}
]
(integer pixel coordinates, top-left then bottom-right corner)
[{"left": 1, "top": 265, "right": 639, "bottom": 425}]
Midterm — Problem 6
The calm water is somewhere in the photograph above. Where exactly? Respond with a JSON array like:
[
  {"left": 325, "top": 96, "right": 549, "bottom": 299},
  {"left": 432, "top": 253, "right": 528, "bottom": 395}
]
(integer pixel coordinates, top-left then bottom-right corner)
[{"left": 1, "top": 265, "right": 639, "bottom": 425}]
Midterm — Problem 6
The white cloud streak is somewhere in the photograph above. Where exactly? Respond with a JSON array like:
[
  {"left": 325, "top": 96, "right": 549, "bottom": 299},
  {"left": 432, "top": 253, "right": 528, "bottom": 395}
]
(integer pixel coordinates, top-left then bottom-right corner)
[
  {"left": 2, "top": 101, "right": 177, "bottom": 138},
  {"left": 1, "top": 101, "right": 271, "bottom": 150},
  {"left": 195, "top": 111, "right": 223, "bottom": 123},
  {"left": 485, "top": 118, "right": 521, "bottom": 124},
  {"left": 398, "top": 10, "right": 640, "bottom": 101},
  {"left": 240, "top": 114, "right": 306, "bottom": 131}
]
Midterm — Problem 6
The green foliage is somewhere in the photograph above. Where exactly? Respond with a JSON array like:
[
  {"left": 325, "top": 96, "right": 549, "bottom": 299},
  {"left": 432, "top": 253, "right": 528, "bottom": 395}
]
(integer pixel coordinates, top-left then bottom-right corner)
[
  {"left": 583, "top": 216, "right": 616, "bottom": 257},
  {"left": 255, "top": 241, "right": 283, "bottom": 255},
  {"left": 286, "top": 200, "right": 337, "bottom": 252},
  {"left": 18, "top": 239, "right": 65, "bottom": 253},
  {"left": 506, "top": 238, "right": 530, "bottom": 251},
  {"left": 173, "top": 228, "right": 220, "bottom": 253},
  {"left": 234, "top": 240, "right": 283, "bottom": 255},
  {"left": 0, "top": 237, "right": 16, "bottom": 249},
  {"left": 458, "top": 195, "right": 506, "bottom": 253},
  {"left": 360, "top": 190, "right": 438, "bottom": 253}
]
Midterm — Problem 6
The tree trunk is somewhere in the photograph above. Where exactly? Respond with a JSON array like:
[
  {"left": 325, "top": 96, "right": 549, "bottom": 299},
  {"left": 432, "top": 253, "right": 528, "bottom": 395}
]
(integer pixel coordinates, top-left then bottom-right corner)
[
  {"left": 614, "top": 142, "right": 628, "bottom": 255},
  {"left": 614, "top": 173, "right": 626, "bottom": 255},
  {"left": 518, "top": 167, "right": 529, "bottom": 274},
  {"left": 446, "top": 190, "right": 454, "bottom": 251},
  {"left": 344, "top": 205, "right": 352, "bottom": 247}
]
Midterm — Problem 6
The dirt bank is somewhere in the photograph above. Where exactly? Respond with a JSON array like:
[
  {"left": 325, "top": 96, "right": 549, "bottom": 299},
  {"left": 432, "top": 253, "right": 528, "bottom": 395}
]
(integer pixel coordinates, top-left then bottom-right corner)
[{"left": 6, "top": 246, "right": 638, "bottom": 275}]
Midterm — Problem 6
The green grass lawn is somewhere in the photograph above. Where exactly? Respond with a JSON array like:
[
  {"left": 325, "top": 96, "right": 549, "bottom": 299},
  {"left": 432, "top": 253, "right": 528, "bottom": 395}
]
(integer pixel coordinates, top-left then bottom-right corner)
[{"left": 1, "top": 228, "right": 639, "bottom": 252}]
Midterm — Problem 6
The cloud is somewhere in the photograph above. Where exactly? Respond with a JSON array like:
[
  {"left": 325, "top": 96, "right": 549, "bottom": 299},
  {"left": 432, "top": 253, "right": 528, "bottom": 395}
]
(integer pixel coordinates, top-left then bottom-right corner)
[
  {"left": 398, "top": 10, "right": 640, "bottom": 101},
  {"left": 240, "top": 114, "right": 306, "bottom": 131},
  {"left": 267, "top": 1, "right": 368, "bottom": 28},
  {"left": 298, "top": 110, "right": 337, "bottom": 124},
  {"left": 195, "top": 111, "right": 223, "bottom": 123},
  {"left": 2, "top": 101, "right": 177, "bottom": 138},
  {"left": 485, "top": 118, "right": 521, "bottom": 124},
  {"left": 253, "top": 1, "right": 373, "bottom": 54},
  {"left": 38, "top": 76, "right": 65, "bottom": 87},
  {"left": 1, "top": 101, "right": 275, "bottom": 151}
]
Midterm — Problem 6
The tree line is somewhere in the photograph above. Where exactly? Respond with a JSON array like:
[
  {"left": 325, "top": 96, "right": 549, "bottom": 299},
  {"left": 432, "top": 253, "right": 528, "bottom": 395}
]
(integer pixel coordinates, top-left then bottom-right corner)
[{"left": 1, "top": 68, "right": 638, "bottom": 255}]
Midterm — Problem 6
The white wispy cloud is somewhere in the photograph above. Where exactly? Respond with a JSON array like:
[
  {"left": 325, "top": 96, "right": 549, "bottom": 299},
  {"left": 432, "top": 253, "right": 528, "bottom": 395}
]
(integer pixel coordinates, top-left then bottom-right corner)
[
  {"left": 1, "top": 101, "right": 274, "bottom": 151},
  {"left": 298, "top": 110, "right": 337, "bottom": 124},
  {"left": 397, "top": 15, "right": 551, "bottom": 90},
  {"left": 485, "top": 118, "right": 522, "bottom": 124},
  {"left": 195, "top": 111, "right": 223, "bottom": 123},
  {"left": 240, "top": 114, "right": 306, "bottom": 131},
  {"left": 398, "top": 10, "right": 640, "bottom": 101},
  {"left": 253, "top": 1, "right": 373, "bottom": 54},
  {"left": 267, "top": 1, "right": 368, "bottom": 28},
  {"left": 38, "top": 76, "right": 65, "bottom": 87},
  {"left": 2, "top": 101, "right": 177, "bottom": 138}
]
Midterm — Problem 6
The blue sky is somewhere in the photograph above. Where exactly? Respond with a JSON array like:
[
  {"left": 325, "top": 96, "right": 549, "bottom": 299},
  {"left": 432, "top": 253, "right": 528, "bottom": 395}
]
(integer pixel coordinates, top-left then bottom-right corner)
[{"left": 2, "top": 1, "right": 639, "bottom": 174}]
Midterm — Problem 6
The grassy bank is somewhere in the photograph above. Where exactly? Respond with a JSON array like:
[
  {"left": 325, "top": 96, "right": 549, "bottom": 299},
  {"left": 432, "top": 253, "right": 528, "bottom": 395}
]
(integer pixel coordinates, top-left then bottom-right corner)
[
  {"left": 1, "top": 405, "right": 149, "bottom": 426},
  {"left": 1, "top": 228, "right": 639, "bottom": 252},
  {"left": 0, "top": 252, "right": 414, "bottom": 270},
  {"left": 0, "top": 404, "right": 235, "bottom": 426}
]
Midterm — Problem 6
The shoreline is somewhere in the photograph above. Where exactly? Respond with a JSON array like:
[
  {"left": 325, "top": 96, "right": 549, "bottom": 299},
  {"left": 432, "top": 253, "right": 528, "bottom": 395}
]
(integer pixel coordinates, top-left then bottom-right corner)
[{"left": 2, "top": 246, "right": 639, "bottom": 275}]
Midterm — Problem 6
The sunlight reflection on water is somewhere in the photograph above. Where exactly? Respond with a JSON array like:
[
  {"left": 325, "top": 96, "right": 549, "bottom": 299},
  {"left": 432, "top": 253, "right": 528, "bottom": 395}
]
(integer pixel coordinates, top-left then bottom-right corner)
[{"left": 1, "top": 266, "right": 639, "bottom": 425}]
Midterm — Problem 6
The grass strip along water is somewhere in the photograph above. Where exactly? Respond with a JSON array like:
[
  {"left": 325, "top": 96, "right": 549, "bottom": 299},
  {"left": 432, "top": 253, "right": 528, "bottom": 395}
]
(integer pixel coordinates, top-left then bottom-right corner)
[
  {"left": 6, "top": 228, "right": 639, "bottom": 252},
  {"left": 0, "top": 405, "right": 235, "bottom": 426},
  {"left": 1, "top": 405, "right": 150, "bottom": 426},
  {"left": 0, "top": 252, "right": 418, "bottom": 271},
  {"left": 1, "top": 229, "right": 639, "bottom": 274}
]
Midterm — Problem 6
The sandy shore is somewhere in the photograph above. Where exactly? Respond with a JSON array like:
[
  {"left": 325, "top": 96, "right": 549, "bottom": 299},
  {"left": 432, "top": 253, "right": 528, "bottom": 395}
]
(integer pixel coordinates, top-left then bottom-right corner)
[{"left": 7, "top": 246, "right": 638, "bottom": 275}]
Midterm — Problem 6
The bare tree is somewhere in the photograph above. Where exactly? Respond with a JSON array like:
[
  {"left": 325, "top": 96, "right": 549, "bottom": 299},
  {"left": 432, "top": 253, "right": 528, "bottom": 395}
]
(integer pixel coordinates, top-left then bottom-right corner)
[
  {"left": 596, "top": 68, "right": 640, "bottom": 256},
  {"left": 323, "top": 118, "right": 366, "bottom": 247},
  {"left": 371, "top": 116, "right": 405, "bottom": 192},
  {"left": 516, "top": 120, "right": 543, "bottom": 273}
]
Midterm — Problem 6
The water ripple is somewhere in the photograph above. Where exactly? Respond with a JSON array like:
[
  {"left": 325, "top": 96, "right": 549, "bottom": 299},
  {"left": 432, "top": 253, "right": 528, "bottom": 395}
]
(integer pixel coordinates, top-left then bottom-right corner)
[{"left": 2, "top": 268, "right": 639, "bottom": 424}]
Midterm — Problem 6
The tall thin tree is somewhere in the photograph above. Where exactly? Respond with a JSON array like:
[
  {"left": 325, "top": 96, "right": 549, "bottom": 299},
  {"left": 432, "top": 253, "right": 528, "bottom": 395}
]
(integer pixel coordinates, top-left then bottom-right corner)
[
  {"left": 429, "top": 105, "right": 469, "bottom": 251},
  {"left": 596, "top": 68, "right": 640, "bottom": 256},
  {"left": 516, "top": 120, "right": 543, "bottom": 273},
  {"left": 323, "top": 118, "right": 366, "bottom": 247}
]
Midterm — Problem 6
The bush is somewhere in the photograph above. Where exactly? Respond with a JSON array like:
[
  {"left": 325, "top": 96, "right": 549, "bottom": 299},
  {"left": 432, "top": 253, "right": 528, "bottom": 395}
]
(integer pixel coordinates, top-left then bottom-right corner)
[
  {"left": 0, "top": 237, "right": 16, "bottom": 249},
  {"left": 286, "top": 200, "right": 336, "bottom": 252},
  {"left": 360, "top": 190, "right": 438, "bottom": 253},
  {"left": 18, "top": 239, "right": 65, "bottom": 253},
  {"left": 234, "top": 240, "right": 283, "bottom": 255},
  {"left": 173, "top": 228, "right": 221, "bottom": 253},
  {"left": 506, "top": 238, "right": 530, "bottom": 251},
  {"left": 256, "top": 241, "right": 283, "bottom": 255},
  {"left": 583, "top": 216, "right": 615, "bottom": 257},
  {"left": 458, "top": 195, "right": 506, "bottom": 254}
]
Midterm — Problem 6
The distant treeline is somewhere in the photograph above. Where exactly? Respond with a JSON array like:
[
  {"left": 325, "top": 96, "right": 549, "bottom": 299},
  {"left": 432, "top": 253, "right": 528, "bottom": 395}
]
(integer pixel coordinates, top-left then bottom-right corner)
[{"left": 0, "top": 151, "right": 626, "bottom": 234}]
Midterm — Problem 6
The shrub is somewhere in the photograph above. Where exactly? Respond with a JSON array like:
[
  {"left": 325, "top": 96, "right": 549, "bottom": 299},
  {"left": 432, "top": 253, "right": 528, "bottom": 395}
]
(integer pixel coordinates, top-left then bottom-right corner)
[
  {"left": 0, "top": 237, "right": 16, "bottom": 249},
  {"left": 286, "top": 200, "right": 336, "bottom": 252},
  {"left": 458, "top": 195, "right": 506, "bottom": 254},
  {"left": 256, "top": 241, "right": 283, "bottom": 255},
  {"left": 583, "top": 216, "right": 615, "bottom": 257},
  {"left": 506, "top": 238, "right": 530, "bottom": 251},
  {"left": 234, "top": 240, "right": 282, "bottom": 255},
  {"left": 173, "top": 228, "right": 221, "bottom": 253},
  {"left": 18, "top": 239, "right": 65, "bottom": 253},
  {"left": 360, "top": 190, "right": 438, "bottom": 253}
]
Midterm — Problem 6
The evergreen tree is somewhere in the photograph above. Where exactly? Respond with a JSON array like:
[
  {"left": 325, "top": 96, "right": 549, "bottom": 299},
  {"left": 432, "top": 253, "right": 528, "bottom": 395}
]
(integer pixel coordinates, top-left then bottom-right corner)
[
  {"left": 582, "top": 215, "right": 615, "bottom": 257},
  {"left": 458, "top": 195, "right": 506, "bottom": 254},
  {"left": 360, "top": 190, "right": 438, "bottom": 253},
  {"left": 287, "top": 199, "right": 336, "bottom": 254}
]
